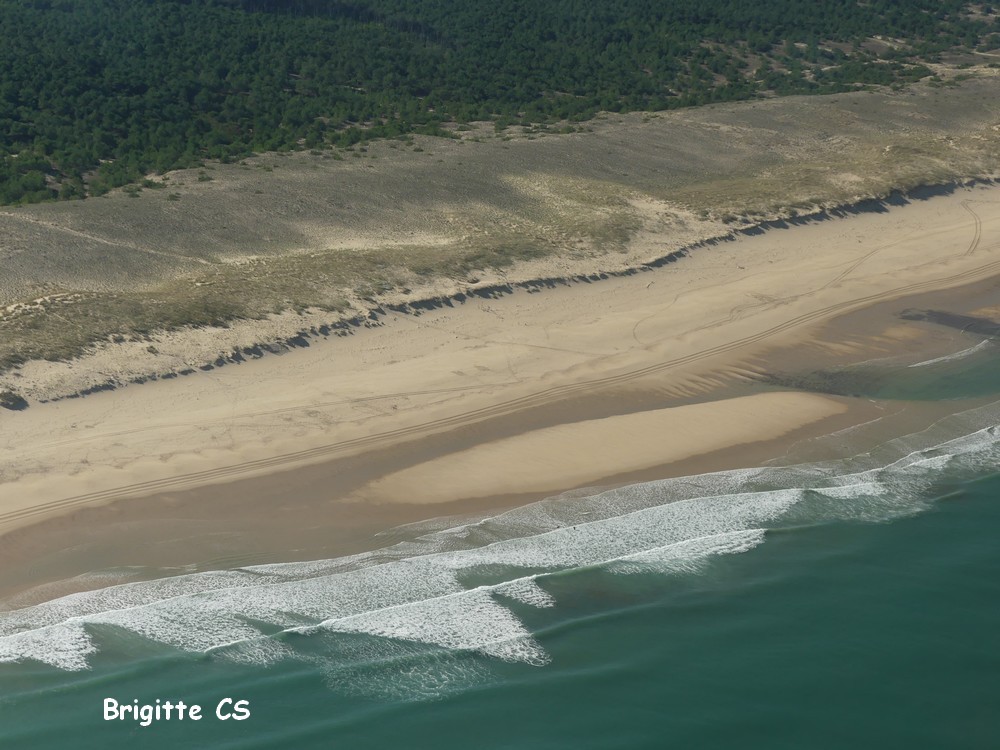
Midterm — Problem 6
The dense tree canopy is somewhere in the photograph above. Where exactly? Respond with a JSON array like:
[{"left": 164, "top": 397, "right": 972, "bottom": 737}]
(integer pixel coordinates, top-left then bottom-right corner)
[{"left": 0, "top": 0, "right": 996, "bottom": 204}]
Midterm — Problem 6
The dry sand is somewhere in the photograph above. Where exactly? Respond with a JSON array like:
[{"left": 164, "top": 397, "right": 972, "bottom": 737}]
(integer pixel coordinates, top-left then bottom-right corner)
[{"left": 2, "top": 182, "right": 1000, "bottom": 551}]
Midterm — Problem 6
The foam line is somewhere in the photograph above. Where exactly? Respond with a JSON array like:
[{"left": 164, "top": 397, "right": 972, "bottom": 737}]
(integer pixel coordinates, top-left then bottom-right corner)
[
  {"left": 2, "top": 406, "right": 999, "bottom": 675},
  {"left": 608, "top": 529, "right": 768, "bottom": 575},
  {"left": 907, "top": 339, "right": 992, "bottom": 367}
]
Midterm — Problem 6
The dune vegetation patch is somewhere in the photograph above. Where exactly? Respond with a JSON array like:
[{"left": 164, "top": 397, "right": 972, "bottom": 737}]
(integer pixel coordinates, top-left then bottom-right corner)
[{"left": 1, "top": 75, "right": 999, "bottom": 374}]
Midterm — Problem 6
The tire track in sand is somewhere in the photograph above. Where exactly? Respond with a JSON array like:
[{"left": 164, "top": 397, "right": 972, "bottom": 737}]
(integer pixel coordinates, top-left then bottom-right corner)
[{"left": 1, "top": 203, "right": 996, "bottom": 528}]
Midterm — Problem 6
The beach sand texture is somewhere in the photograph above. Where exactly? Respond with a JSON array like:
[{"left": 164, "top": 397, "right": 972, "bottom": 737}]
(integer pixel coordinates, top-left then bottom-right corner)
[
  {"left": 359, "top": 393, "right": 848, "bottom": 503},
  {"left": 2, "top": 184, "right": 1000, "bottom": 550}
]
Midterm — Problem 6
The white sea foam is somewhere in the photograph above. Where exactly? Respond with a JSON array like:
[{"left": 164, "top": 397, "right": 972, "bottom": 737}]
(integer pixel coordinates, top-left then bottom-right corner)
[
  {"left": 309, "top": 639, "right": 498, "bottom": 701},
  {"left": 907, "top": 339, "right": 993, "bottom": 368},
  {"left": 494, "top": 577, "right": 556, "bottom": 608},
  {"left": 0, "top": 622, "right": 97, "bottom": 671},
  {"left": 2, "top": 404, "right": 999, "bottom": 679},
  {"left": 319, "top": 586, "right": 550, "bottom": 665},
  {"left": 608, "top": 529, "right": 768, "bottom": 575}
]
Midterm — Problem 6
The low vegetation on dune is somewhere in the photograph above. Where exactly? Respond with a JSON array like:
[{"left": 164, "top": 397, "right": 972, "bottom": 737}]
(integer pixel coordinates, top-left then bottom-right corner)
[
  {"left": 1, "top": 73, "right": 999, "bottom": 376},
  {"left": 0, "top": 387, "right": 28, "bottom": 410}
]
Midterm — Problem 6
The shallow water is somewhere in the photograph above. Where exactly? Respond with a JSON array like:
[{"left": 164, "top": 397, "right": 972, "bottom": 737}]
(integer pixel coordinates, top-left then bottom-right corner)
[{"left": 764, "top": 334, "right": 1000, "bottom": 402}]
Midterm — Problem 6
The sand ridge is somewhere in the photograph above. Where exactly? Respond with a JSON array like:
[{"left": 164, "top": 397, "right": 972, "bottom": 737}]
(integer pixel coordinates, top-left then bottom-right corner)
[{"left": 358, "top": 392, "right": 848, "bottom": 504}]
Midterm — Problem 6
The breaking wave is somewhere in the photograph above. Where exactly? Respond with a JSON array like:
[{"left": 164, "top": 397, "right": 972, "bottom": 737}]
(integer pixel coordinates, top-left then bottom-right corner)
[{"left": 2, "top": 399, "right": 999, "bottom": 698}]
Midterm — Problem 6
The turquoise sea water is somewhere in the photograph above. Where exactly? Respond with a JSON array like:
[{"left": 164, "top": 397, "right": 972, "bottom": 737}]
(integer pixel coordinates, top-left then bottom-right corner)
[{"left": 2, "top": 349, "right": 999, "bottom": 749}]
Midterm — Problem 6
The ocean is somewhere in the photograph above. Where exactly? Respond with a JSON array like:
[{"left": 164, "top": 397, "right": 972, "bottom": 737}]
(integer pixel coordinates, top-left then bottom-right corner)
[{"left": 2, "top": 343, "right": 999, "bottom": 749}]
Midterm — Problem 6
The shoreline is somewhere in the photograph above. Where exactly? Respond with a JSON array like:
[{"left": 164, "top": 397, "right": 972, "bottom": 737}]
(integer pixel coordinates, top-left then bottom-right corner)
[
  {"left": 0, "top": 391, "right": 880, "bottom": 606},
  {"left": 3, "top": 182, "right": 1000, "bottom": 601}
]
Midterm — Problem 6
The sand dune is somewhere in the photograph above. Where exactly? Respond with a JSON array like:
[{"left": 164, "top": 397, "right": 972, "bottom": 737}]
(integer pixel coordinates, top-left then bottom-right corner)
[{"left": 2, "top": 75, "right": 999, "bottom": 376}]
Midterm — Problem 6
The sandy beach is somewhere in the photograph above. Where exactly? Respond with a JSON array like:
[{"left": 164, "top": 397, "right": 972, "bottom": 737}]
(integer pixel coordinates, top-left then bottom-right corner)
[
  {"left": 2, "top": 182, "right": 1000, "bottom": 598},
  {"left": 10, "top": 9, "right": 1000, "bottom": 746}
]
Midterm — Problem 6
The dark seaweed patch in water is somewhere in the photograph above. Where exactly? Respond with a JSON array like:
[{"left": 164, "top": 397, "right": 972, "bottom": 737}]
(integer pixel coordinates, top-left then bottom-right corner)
[
  {"left": 756, "top": 369, "right": 887, "bottom": 398},
  {"left": 758, "top": 339, "right": 1000, "bottom": 401},
  {"left": 900, "top": 309, "right": 1000, "bottom": 339}
]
